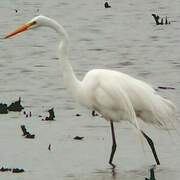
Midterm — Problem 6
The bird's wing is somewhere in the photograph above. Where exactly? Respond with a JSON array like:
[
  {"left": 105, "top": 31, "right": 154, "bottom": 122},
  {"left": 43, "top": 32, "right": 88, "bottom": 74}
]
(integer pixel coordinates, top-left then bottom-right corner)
[{"left": 93, "top": 78, "right": 140, "bottom": 129}]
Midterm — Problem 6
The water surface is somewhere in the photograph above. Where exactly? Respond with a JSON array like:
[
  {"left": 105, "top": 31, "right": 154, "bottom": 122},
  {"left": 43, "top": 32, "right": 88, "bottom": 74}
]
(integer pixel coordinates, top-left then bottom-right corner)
[{"left": 0, "top": 0, "right": 180, "bottom": 179}]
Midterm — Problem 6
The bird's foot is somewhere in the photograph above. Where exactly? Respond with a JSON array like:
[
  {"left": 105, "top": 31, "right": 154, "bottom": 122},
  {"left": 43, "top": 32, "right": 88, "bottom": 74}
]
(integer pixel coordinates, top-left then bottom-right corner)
[{"left": 109, "top": 162, "right": 116, "bottom": 169}]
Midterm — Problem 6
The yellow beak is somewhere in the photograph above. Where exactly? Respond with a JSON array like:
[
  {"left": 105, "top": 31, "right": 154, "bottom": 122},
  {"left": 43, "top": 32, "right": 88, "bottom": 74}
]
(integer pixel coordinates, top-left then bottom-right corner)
[{"left": 4, "top": 21, "right": 36, "bottom": 39}]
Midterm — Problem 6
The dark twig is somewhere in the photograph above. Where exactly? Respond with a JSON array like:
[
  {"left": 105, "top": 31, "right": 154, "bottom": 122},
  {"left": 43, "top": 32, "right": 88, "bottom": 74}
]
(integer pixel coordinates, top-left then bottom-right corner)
[
  {"left": 158, "top": 86, "right": 175, "bottom": 90},
  {"left": 20, "top": 125, "right": 35, "bottom": 139},
  {"left": 73, "top": 136, "right": 84, "bottom": 140}
]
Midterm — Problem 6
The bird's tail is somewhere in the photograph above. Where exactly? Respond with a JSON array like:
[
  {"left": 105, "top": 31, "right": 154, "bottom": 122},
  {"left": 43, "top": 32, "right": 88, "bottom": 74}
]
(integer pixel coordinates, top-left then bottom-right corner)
[{"left": 141, "top": 94, "right": 177, "bottom": 128}]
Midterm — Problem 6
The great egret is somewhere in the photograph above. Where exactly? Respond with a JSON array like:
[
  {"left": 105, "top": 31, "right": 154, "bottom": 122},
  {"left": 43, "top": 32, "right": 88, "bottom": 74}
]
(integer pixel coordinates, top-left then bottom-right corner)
[{"left": 4, "top": 15, "right": 176, "bottom": 168}]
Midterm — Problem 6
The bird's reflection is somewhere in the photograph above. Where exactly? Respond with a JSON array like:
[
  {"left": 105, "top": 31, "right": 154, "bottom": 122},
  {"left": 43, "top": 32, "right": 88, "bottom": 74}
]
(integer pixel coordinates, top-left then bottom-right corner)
[
  {"left": 94, "top": 167, "right": 117, "bottom": 180},
  {"left": 111, "top": 167, "right": 117, "bottom": 178},
  {"left": 94, "top": 164, "right": 157, "bottom": 180},
  {"left": 110, "top": 164, "right": 157, "bottom": 180},
  {"left": 145, "top": 165, "right": 157, "bottom": 180}
]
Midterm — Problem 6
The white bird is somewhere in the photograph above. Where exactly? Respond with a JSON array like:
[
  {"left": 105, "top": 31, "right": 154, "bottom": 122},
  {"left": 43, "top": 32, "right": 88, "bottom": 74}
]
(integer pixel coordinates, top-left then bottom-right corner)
[{"left": 4, "top": 15, "right": 176, "bottom": 168}]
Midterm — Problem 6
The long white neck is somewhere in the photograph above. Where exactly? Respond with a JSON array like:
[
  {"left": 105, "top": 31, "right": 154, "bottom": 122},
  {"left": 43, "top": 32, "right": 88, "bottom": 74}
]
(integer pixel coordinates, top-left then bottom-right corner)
[{"left": 46, "top": 18, "right": 81, "bottom": 100}]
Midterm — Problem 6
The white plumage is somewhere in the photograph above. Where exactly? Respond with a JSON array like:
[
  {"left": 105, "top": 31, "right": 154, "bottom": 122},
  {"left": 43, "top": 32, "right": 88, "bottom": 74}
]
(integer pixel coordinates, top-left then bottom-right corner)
[{"left": 78, "top": 69, "right": 176, "bottom": 127}]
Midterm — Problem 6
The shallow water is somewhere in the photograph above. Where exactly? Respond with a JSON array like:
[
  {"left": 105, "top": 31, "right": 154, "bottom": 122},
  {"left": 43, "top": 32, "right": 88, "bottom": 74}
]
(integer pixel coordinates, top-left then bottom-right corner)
[{"left": 0, "top": 0, "right": 180, "bottom": 179}]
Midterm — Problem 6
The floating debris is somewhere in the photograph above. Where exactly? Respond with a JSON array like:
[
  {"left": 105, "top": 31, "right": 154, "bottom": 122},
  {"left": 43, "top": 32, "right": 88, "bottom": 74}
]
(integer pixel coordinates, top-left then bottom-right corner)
[
  {"left": 152, "top": 14, "right": 160, "bottom": 25},
  {"left": 0, "top": 167, "right": 11, "bottom": 172},
  {"left": 48, "top": 144, "right": 51, "bottom": 151},
  {"left": 0, "top": 167, "right": 24, "bottom": 173},
  {"left": 47, "top": 108, "right": 55, "bottom": 119},
  {"left": 8, "top": 97, "right": 24, "bottom": 112},
  {"left": 165, "top": 16, "right": 170, "bottom": 24},
  {"left": 14, "top": 9, "right": 18, "bottom": 13},
  {"left": 0, "top": 103, "right": 8, "bottom": 114},
  {"left": 73, "top": 136, "right": 84, "bottom": 140},
  {"left": 104, "top": 2, "right": 111, "bottom": 8},
  {"left": 42, "top": 108, "right": 55, "bottom": 121},
  {"left": 92, "top": 110, "right": 99, "bottom": 117},
  {"left": 23, "top": 111, "right": 32, "bottom": 118},
  {"left": 20, "top": 125, "right": 35, "bottom": 139},
  {"left": 158, "top": 86, "right": 175, "bottom": 90},
  {"left": 76, "top": 113, "right": 81, "bottom": 116},
  {"left": 0, "top": 98, "right": 24, "bottom": 114},
  {"left": 12, "top": 168, "right": 25, "bottom": 173},
  {"left": 152, "top": 14, "right": 171, "bottom": 25}
]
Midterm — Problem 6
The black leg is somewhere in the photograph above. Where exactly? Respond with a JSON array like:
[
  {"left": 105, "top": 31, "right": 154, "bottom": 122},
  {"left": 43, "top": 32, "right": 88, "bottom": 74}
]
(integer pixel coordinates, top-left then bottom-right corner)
[
  {"left": 109, "top": 120, "right": 117, "bottom": 168},
  {"left": 141, "top": 130, "right": 160, "bottom": 165}
]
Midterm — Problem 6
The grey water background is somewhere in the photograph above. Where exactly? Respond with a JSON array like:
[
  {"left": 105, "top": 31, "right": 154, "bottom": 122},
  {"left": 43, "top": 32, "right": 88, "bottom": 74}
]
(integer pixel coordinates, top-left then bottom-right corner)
[{"left": 0, "top": 0, "right": 180, "bottom": 179}]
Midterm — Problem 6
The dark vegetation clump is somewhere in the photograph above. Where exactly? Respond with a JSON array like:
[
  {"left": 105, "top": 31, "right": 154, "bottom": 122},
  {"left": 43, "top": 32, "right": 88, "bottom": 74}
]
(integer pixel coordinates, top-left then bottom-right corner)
[
  {"left": 8, "top": 97, "right": 24, "bottom": 112},
  {"left": 0, "top": 166, "right": 25, "bottom": 173},
  {"left": 20, "top": 125, "right": 35, "bottom": 139},
  {"left": 104, "top": 2, "right": 111, "bottom": 8},
  {"left": 42, "top": 108, "right": 55, "bottom": 121},
  {"left": 92, "top": 110, "right": 99, "bottom": 117},
  {"left": 152, "top": 14, "right": 171, "bottom": 25},
  {"left": 0, "top": 97, "right": 24, "bottom": 114},
  {"left": 12, "top": 168, "right": 25, "bottom": 173},
  {"left": 0, "top": 167, "right": 11, "bottom": 172},
  {"left": 0, "top": 103, "right": 8, "bottom": 114}
]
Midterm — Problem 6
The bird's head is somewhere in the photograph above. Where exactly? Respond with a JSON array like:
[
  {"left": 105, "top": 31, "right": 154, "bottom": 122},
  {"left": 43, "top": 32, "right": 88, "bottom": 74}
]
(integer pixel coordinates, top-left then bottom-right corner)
[{"left": 4, "top": 15, "right": 50, "bottom": 39}]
